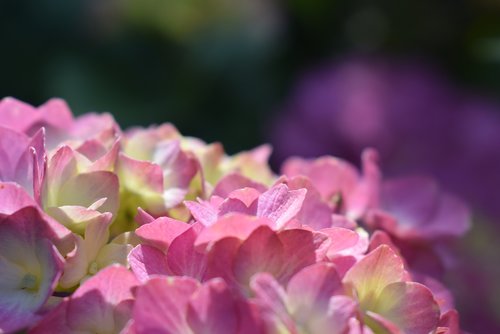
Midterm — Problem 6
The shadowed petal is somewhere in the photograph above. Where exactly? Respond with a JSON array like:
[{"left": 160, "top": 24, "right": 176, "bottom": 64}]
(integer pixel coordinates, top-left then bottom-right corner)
[
  {"left": 133, "top": 276, "right": 199, "bottom": 334},
  {"left": 187, "top": 279, "right": 238, "bottom": 334}
]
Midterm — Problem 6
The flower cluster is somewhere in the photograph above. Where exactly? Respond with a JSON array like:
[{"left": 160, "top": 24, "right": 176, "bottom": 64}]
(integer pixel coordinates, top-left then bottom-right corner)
[{"left": 0, "top": 97, "right": 469, "bottom": 333}]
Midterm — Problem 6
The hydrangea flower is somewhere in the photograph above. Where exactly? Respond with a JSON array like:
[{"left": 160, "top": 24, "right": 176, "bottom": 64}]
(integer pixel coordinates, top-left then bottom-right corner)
[
  {"left": 0, "top": 183, "right": 64, "bottom": 333},
  {"left": 0, "top": 97, "right": 470, "bottom": 333}
]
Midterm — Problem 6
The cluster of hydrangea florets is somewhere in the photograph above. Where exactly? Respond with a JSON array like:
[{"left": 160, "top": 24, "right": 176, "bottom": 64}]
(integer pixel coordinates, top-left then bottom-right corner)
[{"left": 0, "top": 97, "right": 470, "bottom": 334}]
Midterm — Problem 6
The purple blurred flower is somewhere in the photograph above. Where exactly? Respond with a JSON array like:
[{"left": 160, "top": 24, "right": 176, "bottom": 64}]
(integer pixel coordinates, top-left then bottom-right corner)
[{"left": 271, "top": 58, "right": 500, "bottom": 222}]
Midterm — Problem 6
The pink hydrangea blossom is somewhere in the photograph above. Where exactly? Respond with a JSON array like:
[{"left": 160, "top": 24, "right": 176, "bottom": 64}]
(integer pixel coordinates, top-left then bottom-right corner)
[
  {"left": 0, "top": 183, "right": 64, "bottom": 333},
  {"left": 0, "top": 98, "right": 471, "bottom": 333}
]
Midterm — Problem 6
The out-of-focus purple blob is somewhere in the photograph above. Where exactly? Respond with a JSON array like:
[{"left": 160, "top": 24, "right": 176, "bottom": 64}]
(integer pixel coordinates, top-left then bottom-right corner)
[
  {"left": 271, "top": 57, "right": 500, "bottom": 332},
  {"left": 271, "top": 58, "right": 500, "bottom": 223}
]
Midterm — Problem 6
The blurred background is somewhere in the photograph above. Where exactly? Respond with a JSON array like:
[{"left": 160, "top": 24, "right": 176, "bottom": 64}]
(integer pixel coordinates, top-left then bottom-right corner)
[{"left": 1, "top": 0, "right": 500, "bottom": 331}]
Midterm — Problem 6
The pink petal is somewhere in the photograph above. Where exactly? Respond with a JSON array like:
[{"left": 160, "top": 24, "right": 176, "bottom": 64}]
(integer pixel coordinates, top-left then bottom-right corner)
[
  {"left": 185, "top": 200, "right": 218, "bottom": 226},
  {"left": 28, "top": 128, "right": 46, "bottom": 204},
  {"left": 204, "top": 238, "right": 240, "bottom": 287},
  {"left": 36, "top": 98, "right": 74, "bottom": 133},
  {"left": 279, "top": 176, "right": 333, "bottom": 229},
  {"left": 370, "top": 282, "right": 440, "bottom": 334},
  {"left": 343, "top": 245, "right": 406, "bottom": 309},
  {"left": 135, "top": 208, "right": 155, "bottom": 226},
  {"left": 250, "top": 273, "right": 295, "bottom": 333},
  {"left": 233, "top": 226, "right": 284, "bottom": 287},
  {"left": 247, "top": 144, "right": 272, "bottom": 163},
  {"left": 133, "top": 276, "right": 199, "bottom": 334},
  {"left": 166, "top": 147, "right": 199, "bottom": 190},
  {"left": 87, "top": 139, "right": 120, "bottom": 172},
  {"left": 29, "top": 302, "right": 72, "bottom": 334},
  {"left": 195, "top": 214, "right": 271, "bottom": 251},
  {"left": 257, "top": 184, "right": 306, "bottom": 229},
  {"left": 0, "top": 209, "right": 63, "bottom": 333},
  {"left": 286, "top": 263, "right": 343, "bottom": 318},
  {"left": 118, "top": 154, "right": 164, "bottom": 193},
  {"left": 45, "top": 146, "right": 78, "bottom": 200},
  {"left": 413, "top": 274, "right": 454, "bottom": 313},
  {"left": 368, "top": 230, "right": 400, "bottom": 253},
  {"left": 187, "top": 279, "right": 238, "bottom": 333},
  {"left": 34, "top": 265, "right": 137, "bottom": 334},
  {"left": 167, "top": 224, "right": 207, "bottom": 280},
  {"left": 282, "top": 156, "right": 359, "bottom": 203},
  {"left": 0, "top": 97, "right": 39, "bottom": 132},
  {"left": 227, "top": 187, "right": 262, "bottom": 207},
  {"left": 235, "top": 300, "right": 266, "bottom": 334},
  {"left": 321, "top": 227, "right": 362, "bottom": 258},
  {"left": 75, "top": 265, "right": 121, "bottom": 296},
  {"left": 66, "top": 265, "right": 138, "bottom": 332},
  {"left": 71, "top": 112, "right": 119, "bottom": 144},
  {"left": 277, "top": 229, "right": 328, "bottom": 282},
  {"left": 318, "top": 296, "right": 358, "bottom": 334},
  {"left": 212, "top": 173, "right": 267, "bottom": 198},
  {"left": 218, "top": 197, "right": 256, "bottom": 217},
  {"left": 0, "top": 182, "right": 38, "bottom": 215},
  {"left": 0, "top": 127, "right": 45, "bottom": 197},
  {"left": 347, "top": 148, "right": 381, "bottom": 219},
  {"left": 135, "top": 217, "right": 190, "bottom": 252},
  {"left": 128, "top": 245, "right": 170, "bottom": 282},
  {"left": 0, "top": 184, "right": 73, "bottom": 254}
]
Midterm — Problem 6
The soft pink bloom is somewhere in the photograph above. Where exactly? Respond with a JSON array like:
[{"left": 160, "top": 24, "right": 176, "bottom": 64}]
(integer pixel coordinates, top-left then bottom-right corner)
[
  {"left": 42, "top": 145, "right": 119, "bottom": 236},
  {"left": 320, "top": 227, "right": 369, "bottom": 278},
  {"left": 43, "top": 145, "right": 119, "bottom": 216},
  {"left": 211, "top": 173, "right": 267, "bottom": 198},
  {"left": 130, "top": 276, "right": 262, "bottom": 334},
  {"left": 0, "top": 97, "right": 120, "bottom": 150},
  {"left": 194, "top": 214, "right": 273, "bottom": 250},
  {"left": 201, "top": 222, "right": 329, "bottom": 292},
  {"left": 277, "top": 175, "right": 349, "bottom": 230},
  {"left": 0, "top": 98, "right": 72, "bottom": 146},
  {"left": 0, "top": 182, "right": 73, "bottom": 255},
  {"left": 186, "top": 183, "right": 306, "bottom": 230},
  {"left": 0, "top": 185, "right": 64, "bottom": 333},
  {"left": 282, "top": 149, "right": 380, "bottom": 220},
  {"left": 30, "top": 265, "right": 138, "bottom": 334},
  {"left": 130, "top": 213, "right": 330, "bottom": 293},
  {"left": 343, "top": 245, "right": 440, "bottom": 334},
  {"left": 0, "top": 127, "right": 45, "bottom": 202},
  {"left": 0, "top": 96, "right": 470, "bottom": 333},
  {"left": 118, "top": 125, "right": 200, "bottom": 219},
  {"left": 251, "top": 263, "right": 356, "bottom": 334},
  {"left": 129, "top": 220, "right": 206, "bottom": 282},
  {"left": 135, "top": 216, "right": 191, "bottom": 252}
]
